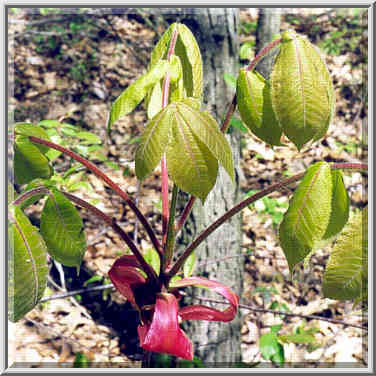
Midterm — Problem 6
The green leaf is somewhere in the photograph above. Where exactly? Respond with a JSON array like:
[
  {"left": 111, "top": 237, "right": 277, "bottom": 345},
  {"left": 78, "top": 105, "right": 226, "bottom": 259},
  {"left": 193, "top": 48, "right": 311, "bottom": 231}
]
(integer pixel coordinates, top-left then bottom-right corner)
[
  {"left": 149, "top": 23, "right": 175, "bottom": 70},
  {"left": 176, "top": 100, "right": 234, "bottom": 183},
  {"left": 136, "top": 100, "right": 234, "bottom": 201},
  {"left": 107, "top": 60, "right": 169, "bottom": 132},
  {"left": 278, "top": 333, "right": 316, "bottom": 344},
  {"left": 259, "top": 332, "right": 284, "bottom": 364},
  {"left": 75, "top": 131, "right": 102, "bottom": 145},
  {"left": 169, "top": 54, "right": 183, "bottom": 83},
  {"left": 14, "top": 136, "right": 52, "bottom": 185},
  {"left": 147, "top": 81, "right": 163, "bottom": 120},
  {"left": 8, "top": 206, "right": 48, "bottom": 322},
  {"left": 175, "top": 23, "right": 203, "bottom": 100},
  {"left": 14, "top": 123, "right": 51, "bottom": 154},
  {"left": 323, "top": 207, "right": 367, "bottom": 301},
  {"left": 144, "top": 248, "right": 161, "bottom": 276},
  {"left": 40, "top": 188, "right": 86, "bottom": 269},
  {"left": 135, "top": 106, "right": 173, "bottom": 180},
  {"left": 271, "top": 30, "right": 335, "bottom": 150},
  {"left": 239, "top": 41, "right": 254, "bottom": 60},
  {"left": 224, "top": 73, "right": 237, "bottom": 90},
  {"left": 229, "top": 118, "right": 248, "bottom": 134},
  {"left": 73, "top": 352, "right": 90, "bottom": 368},
  {"left": 237, "top": 70, "right": 283, "bottom": 146},
  {"left": 166, "top": 113, "right": 218, "bottom": 202},
  {"left": 323, "top": 169, "right": 350, "bottom": 239},
  {"left": 83, "top": 275, "right": 103, "bottom": 287},
  {"left": 38, "top": 119, "right": 60, "bottom": 128},
  {"left": 183, "top": 251, "right": 196, "bottom": 278},
  {"left": 279, "top": 162, "right": 332, "bottom": 272}
]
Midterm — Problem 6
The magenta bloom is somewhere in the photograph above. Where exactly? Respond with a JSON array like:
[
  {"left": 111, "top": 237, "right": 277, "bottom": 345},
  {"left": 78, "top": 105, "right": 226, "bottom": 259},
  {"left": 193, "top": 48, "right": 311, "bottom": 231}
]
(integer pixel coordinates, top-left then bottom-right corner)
[{"left": 109, "top": 255, "right": 239, "bottom": 361}]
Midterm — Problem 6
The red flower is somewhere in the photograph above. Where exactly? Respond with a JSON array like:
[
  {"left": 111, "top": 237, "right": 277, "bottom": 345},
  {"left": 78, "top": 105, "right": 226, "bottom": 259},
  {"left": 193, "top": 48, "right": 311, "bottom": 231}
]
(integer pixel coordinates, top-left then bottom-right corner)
[
  {"left": 109, "top": 255, "right": 239, "bottom": 361},
  {"left": 138, "top": 293, "right": 193, "bottom": 360}
]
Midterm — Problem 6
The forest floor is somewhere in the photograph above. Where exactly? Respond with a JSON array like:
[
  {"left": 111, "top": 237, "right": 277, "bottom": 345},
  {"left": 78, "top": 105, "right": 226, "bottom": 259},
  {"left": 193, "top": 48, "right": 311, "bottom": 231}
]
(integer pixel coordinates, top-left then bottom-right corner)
[{"left": 8, "top": 7, "right": 368, "bottom": 368}]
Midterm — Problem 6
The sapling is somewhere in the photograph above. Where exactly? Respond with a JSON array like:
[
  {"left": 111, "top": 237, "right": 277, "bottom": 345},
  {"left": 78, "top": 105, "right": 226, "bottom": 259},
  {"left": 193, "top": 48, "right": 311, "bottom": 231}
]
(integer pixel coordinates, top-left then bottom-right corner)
[{"left": 9, "top": 23, "right": 367, "bottom": 364}]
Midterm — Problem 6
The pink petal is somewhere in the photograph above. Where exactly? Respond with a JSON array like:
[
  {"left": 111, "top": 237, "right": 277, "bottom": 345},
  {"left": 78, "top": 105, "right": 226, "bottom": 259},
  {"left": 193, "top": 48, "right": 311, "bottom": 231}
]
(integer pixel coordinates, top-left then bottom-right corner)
[
  {"left": 138, "top": 293, "right": 193, "bottom": 361},
  {"left": 171, "top": 277, "right": 239, "bottom": 322},
  {"left": 108, "top": 255, "right": 146, "bottom": 309}
]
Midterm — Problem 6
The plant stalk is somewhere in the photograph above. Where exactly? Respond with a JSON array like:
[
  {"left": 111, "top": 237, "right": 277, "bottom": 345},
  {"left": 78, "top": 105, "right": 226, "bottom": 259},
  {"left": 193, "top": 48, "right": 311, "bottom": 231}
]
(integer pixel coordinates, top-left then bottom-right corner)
[{"left": 163, "top": 184, "right": 179, "bottom": 272}]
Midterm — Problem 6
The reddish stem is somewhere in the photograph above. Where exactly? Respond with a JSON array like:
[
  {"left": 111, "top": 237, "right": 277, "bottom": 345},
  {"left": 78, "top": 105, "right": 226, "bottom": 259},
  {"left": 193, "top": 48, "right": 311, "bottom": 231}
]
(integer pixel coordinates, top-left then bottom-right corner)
[
  {"left": 62, "top": 192, "right": 158, "bottom": 282},
  {"left": 176, "top": 196, "right": 196, "bottom": 233},
  {"left": 168, "top": 162, "right": 367, "bottom": 279},
  {"left": 246, "top": 37, "right": 282, "bottom": 73},
  {"left": 28, "top": 136, "right": 163, "bottom": 257}
]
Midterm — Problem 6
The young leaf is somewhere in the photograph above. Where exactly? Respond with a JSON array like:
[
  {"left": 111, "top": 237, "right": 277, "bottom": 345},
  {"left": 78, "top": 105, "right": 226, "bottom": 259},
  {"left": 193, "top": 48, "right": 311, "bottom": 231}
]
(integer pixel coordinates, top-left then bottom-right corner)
[
  {"left": 40, "top": 188, "right": 86, "bottom": 269},
  {"left": 8, "top": 206, "right": 48, "bottom": 322},
  {"left": 107, "top": 60, "right": 169, "bottom": 132},
  {"left": 183, "top": 251, "right": 196, "bottom": 278},
  {"left": 14, "top": 123, "right": 51, "bottom": 154},
  {"left": 271, "top": 30, "right": 335, "bottom": 150},
  {"left": 14, "top": 136, "right": 52, "bottom": 185},
  {"left": 149, "top": 22, "right": 203, "bottom": 99},
  {"left": 169, "top": 54, "right": 183, "bottom": 83},
  {"left": 236, "top": 70, "right": 283, "bottom": 146},
  {"left": 279, "top": 162, "right": 332, "bottom": 272},
  {"left": 144, "top": 248, "right": 161, "bottom": 276},
  {"left": 278, "top": 332, "right": 316, "bottom": 344},
  {"left": 149, "top": 23, "right": 175, "bottom": 70},
  {"left": 323, "top": 169, "right": 350, "bottom": 239},
  {"left": 177, "top": 100, "right": 234, "bottom": 183},
  {"left": 259, "top": 332, "right": 285, "bottom": 364},
  {"left": 174, "top": 23, "right": 203, "bottom": 100},
  {"left": 135, "top": 106, "right": 173, "bottom": 181},
  {"left": 323, "top": 207, "right": 368, "bottom": 301},
  {"left": 166, "top": 116, "right": 218, "bottom": 202},
  {"left": 147, "top": 81, "right": 163, "bottom": 120}
]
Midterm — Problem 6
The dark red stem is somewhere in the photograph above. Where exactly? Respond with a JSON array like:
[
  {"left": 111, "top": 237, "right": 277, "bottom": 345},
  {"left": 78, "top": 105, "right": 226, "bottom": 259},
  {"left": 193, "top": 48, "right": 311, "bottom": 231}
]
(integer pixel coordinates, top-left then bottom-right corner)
[
  {"left": 168, "top": 162, "right": 367, "bottom": 278},
  {"left": 28, "top": 136, "right": 163, "bottom": 257},
  {"left": 62, "top": 192, "right": 158, "bottom": 282},
  {"left": 246, "top": 37, "right": 282, "bottom": 72}
]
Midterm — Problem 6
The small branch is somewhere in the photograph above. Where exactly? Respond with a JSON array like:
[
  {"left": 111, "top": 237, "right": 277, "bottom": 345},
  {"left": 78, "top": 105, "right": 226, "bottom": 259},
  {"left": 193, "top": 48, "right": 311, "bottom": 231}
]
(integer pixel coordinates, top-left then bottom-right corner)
[
  {"left": 168, "top": 162, "right": 367, "bottom": 278},
  {"left": 176, "top": 196, "right": 196, "bottom": 234},
  {"left": 220, "top": 95, "right": 238, "bottom": 134},
  {"left": 192, "top": 296, "right": 367, "bottom": 331},
  {"left": 28, "top": 136, "right": 163, "bottom": 258},
  {"left": 39, "top": 283, "right": 114, "bottom": 303},
  {"left": 246, "top": 37, "right": 282, "bottom": 73},
  {"left": 62, "top": 192, "right": 158, "bottom": 283},
  {"left": 11, "top": 186, "right": 49, "bottom": 206}
]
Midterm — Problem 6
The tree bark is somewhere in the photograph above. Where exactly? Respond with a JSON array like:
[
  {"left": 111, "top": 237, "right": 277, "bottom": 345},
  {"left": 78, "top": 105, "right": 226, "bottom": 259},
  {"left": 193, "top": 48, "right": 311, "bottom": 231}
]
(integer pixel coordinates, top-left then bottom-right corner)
[
  {"left": 176, "top": 8, "right": 243, "bottom": 366},
  {"left": 255, "top": 8, "right": 281, "bottom": 79}
]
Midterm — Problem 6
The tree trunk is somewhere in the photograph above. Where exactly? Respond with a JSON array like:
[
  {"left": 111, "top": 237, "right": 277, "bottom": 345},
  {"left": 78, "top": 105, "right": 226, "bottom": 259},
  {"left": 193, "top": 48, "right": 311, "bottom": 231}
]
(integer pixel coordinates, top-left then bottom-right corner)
[
  {"left": 176, "top": 8, "right": 243, "bottom": 366},
  {"left": 255, "top": 8, "right": 281, "bottom": 79}
]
